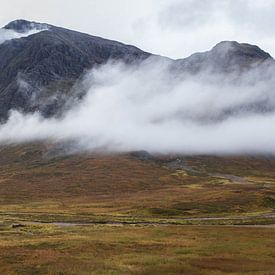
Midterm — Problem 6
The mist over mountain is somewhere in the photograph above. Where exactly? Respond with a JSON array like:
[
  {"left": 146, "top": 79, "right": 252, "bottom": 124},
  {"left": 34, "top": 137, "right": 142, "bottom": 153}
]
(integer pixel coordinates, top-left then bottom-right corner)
[{"left": 0, "top": 19, "right": 275, "bottom": 154}]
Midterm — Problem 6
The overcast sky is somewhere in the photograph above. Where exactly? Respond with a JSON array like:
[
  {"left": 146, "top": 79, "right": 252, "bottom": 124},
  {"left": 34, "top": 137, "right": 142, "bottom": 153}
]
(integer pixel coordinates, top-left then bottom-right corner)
[{"left": 1, "top": 0, "right": 275, "bottom": 59}]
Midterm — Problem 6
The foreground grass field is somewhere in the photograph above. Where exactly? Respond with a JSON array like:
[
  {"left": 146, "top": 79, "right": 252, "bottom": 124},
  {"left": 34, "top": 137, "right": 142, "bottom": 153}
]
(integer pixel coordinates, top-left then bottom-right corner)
[
  {"left": 0, "top": 143, "right": 274, "bottom": 274},
  {"left": 0, "top": 223, "right": 275, "bottom": 274}
]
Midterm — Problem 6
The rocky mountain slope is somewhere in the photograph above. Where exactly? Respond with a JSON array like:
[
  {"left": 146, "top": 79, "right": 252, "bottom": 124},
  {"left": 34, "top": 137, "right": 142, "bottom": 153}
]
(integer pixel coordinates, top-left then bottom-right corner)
[
  {"left": 174, "top": 41, "right": 272, "bottom": 73},
  {"left": 0, "top": 19, "right": 274, "bottom": 120},
  {"left": 0, "top": 20, "right": 151, "bottom": 119}
]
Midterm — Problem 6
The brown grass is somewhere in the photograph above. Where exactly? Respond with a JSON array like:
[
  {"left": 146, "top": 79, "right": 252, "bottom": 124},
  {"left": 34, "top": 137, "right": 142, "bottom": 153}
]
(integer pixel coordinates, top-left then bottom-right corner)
[
  {"left": 0, "top": 224, "right": 274, "bottom": 274},
  {"left": 0, "top": 143, "right": 275, "bottom": 274}
]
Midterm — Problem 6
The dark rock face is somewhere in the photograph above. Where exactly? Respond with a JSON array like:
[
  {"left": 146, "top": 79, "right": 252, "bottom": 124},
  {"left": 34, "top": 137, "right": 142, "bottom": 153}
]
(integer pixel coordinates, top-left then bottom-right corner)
[
  {"left": 0, "top": 20, "right": 274, "bottom": 121},
  {"left": 174, "top": 41, "right": 273, "bottom": 73},
  {"left": 0, "top": 20, "right": 151, "bottom": 119}
]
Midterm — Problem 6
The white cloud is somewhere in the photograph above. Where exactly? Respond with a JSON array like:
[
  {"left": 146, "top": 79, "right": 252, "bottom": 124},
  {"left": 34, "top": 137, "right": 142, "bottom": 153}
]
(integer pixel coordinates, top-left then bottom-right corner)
[
  {"left": 0, "top": 58, "right": 274, "bottom": 155},
  {"left": 0, "top": 1, "right": 275, "bottom": 155},
  {"left": 0, "top": 27, "right": 45, "bottom": 44}
]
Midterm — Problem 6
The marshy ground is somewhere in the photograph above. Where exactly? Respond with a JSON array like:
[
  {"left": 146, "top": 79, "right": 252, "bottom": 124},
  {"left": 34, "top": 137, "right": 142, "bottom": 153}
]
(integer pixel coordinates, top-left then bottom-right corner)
[{"left": 0, "top": 143, "right": 274, "bottom": 274}]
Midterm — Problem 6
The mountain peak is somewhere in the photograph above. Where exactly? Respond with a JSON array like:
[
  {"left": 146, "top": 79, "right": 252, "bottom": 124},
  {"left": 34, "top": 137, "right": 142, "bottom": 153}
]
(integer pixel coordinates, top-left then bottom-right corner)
[
  {"left": 0, "top": 19, "right": 150, "bottom": 119},
  {"left": 4, "top": 19, "right": 49, "bottom": 33},
  {"left": 211, "top": 40, "right": 272, "bottom": 60},
  {"left": 174, "top": 40, "right": 273, "bottom": 75}
]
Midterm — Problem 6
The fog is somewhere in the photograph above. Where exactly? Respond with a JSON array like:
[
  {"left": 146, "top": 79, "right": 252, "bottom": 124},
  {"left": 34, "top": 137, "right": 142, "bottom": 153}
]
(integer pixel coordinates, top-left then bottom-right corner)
[
  {"left": 0, "top": 27, "right": 46, "bottom": 44},
  {"left": 0, "top": 57, "right": 275, "bottom": 155}
]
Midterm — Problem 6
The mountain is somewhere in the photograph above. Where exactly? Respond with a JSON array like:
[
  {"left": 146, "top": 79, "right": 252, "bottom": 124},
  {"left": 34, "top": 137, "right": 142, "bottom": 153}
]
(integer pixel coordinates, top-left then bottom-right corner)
[
  {"left": 175, "top": 41, "right": 272, "bottom": 73},
  {"left": 0, "top": 19, "right": 274, "bottom": 120},
  {"left": 0, "top": 20, "right": 151, "bottom": 119}
]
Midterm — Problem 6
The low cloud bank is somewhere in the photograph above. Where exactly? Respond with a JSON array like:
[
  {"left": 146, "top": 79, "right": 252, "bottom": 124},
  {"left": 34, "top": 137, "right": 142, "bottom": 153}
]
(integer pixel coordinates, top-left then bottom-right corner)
[{"left": 0, "top": 58, "right": 275, "bottom": 155}]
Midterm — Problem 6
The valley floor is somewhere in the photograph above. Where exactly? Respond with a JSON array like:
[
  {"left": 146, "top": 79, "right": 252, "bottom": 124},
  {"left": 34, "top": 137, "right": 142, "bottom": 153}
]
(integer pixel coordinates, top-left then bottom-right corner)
[{"left": 0, "top": 143, "right": 275, "bottom": 274}]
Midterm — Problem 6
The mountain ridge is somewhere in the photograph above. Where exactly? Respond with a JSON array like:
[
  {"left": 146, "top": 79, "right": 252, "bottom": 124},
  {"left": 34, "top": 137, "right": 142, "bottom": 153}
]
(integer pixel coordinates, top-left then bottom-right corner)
[{"left": 0, "top": 19, "right": 274, "bottom": 120}]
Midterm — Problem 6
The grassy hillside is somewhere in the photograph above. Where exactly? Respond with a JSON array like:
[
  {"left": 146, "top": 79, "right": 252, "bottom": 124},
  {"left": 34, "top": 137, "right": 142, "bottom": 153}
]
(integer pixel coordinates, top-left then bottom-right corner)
[{"left": 0, "top": 143, "right": 274, "bottom": 274}]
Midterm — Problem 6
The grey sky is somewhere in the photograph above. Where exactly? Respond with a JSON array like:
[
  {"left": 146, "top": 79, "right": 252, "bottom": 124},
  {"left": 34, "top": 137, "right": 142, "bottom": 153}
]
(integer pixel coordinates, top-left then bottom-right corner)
[{"left": 1, "top": 0, "right": 275, "bottom": 59}]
